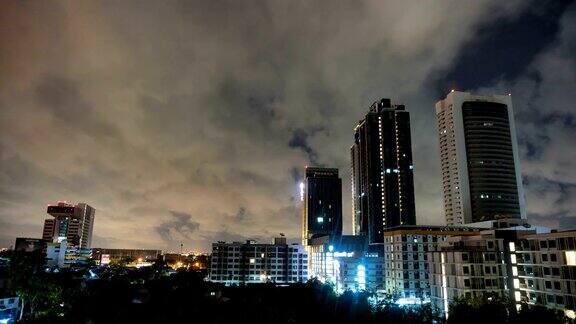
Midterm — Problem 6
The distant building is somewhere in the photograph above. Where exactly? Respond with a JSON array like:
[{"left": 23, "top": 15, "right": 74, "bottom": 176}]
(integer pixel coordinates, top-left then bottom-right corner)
[
  {"left": 209, "top": 238, "right": 307, "bottom": 286},
  {"left": 46, "top": 239, "right": 92, "bottom": 268},
  {"left": 301, "top": 167, "right": 343, "bottom": 246},
  {"left": 92, "top": 248, "right": 161, "bottom": 265},
  {"left": 308, "top": 235, "right": 385, "bottom": 292},
  {"left": 351, "top": 98, "right": 416, "bottom": 244},
  {"left": 42, "top": 202, "right": 95, "bottom": 249},
  {"left": 435, "top": 91, "right": 526, "bottom": 225},
  {"left": 14, "top": 237, "right": 44, "bottom": 252},
  {"left": 383, "top": 225, "right": 480, "bottom": 304}
]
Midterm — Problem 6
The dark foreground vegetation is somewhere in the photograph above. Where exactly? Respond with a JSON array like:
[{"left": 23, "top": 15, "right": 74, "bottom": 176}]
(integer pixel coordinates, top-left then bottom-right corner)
[{"left": 1, "top": 250, "right": 572, "bottom": 324}]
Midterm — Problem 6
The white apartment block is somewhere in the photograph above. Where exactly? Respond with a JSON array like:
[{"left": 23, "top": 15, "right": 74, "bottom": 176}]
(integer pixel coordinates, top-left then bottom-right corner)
[
  {"left": 209, "top": 238, "right": 308, "bottom": 285},
  {"left": 435, "top": 91, "right": 525, "bottom": 225}
]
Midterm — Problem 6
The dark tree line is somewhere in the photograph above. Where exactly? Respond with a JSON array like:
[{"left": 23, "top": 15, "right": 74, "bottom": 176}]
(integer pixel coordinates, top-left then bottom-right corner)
[{"left": 2, "top": 250, "right": 572, "bottom": 324}]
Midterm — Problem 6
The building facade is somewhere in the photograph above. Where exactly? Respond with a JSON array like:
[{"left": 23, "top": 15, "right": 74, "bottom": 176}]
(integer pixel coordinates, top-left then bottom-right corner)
[
  {"left": 46, "top": 239, "right": 93, "bottom": 268},
  {"left": 428, "top": 231, "right": 510, "bottom": 315},
  {"left": 307, "top": 235, "right": 384, "bottom": 292},
  {"left": 427, "top": 226, "right": 576, "bottom": 317},
  {"left": 513, "top": 231, "right": 576, "bottom": 313},
  {"left": 209, "top": 238, "right": 308, "bottom": 286},
  {"left": 435, "top": 91, "right": 526, "bottom": 225},
  {"left": 351, "top": 98, "right": 416, "bottom": 244},
  {"left": 383, "top": 226, "right": 480, "bottom": 304},
  {"left": 301, "top": 167, "right": 343, "bottom": 246},
  {"left": 42, "top": 202, "right": 95, "bottom": 249},
  {"left": 92, "top": 248, "right": 162, "bottom": 265}
]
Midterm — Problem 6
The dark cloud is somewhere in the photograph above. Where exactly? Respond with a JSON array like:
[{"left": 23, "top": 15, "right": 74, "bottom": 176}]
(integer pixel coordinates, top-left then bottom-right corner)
[
  {"left": 288, "top": 128, "right": 321, "bottom": 165},
  {"left": 429, "top": 0, "right": 573, "bottom": 96},
  {"left": 156, "top": 211, "right": 201, "bottom": 244},
  {"left": 234, "top": 207, "right": 249, "bottom": 223}
]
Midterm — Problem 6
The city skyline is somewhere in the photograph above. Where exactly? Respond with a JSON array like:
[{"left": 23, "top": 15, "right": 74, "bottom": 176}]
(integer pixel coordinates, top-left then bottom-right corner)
[{"left": 1, "top": 1, "right": 575, "bottom": 252}]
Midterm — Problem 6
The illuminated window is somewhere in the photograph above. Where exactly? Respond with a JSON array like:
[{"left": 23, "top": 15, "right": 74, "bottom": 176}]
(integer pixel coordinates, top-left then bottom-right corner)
[
  {"left": 317, "top": 217, "right": 324, "bottom": 223},
  {"left": 566, "top": 251, "right": 576, "bottom": 266},
  {"left": 249, "top": 258, "right": 255, "bottom": 264}
]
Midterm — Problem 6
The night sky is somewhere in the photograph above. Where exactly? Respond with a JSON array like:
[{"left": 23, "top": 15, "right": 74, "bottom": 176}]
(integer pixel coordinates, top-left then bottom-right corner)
[{"left": 1, "top": 0, "right": 575, "bottom": 251}]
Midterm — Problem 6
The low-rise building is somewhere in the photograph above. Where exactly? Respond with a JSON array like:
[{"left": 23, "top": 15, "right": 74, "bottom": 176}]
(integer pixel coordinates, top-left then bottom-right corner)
[
  {"left": 209, "top": 237, "right": 308, "bottom": 285},
  {"left": 92, "top": 248, "right": 162, "bottom": 265}
]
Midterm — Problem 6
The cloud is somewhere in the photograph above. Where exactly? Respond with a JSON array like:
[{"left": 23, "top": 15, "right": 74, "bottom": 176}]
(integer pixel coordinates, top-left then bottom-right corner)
[
  {"left": 475, "top": 4, "right": 576, "bottom": 229},
  {"left": 156, "top": 211, "right": 201, "bottom": 243},
  {"left": 3, "top": 0, "right": 574, "bottom": 252}
]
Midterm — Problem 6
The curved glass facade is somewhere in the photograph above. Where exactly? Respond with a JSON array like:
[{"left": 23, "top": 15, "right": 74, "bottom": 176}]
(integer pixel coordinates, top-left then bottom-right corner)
[{"left": 462, "top": 101, "right": 521, "bottom": 221}]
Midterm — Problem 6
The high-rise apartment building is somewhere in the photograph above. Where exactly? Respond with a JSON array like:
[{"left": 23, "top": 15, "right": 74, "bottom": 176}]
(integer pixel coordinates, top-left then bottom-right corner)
[
  {"left": 42, "top": 202, "right": 95, "bottom": 249},
  {"left": 301, "top": 167, "right": 342, "bottom": 246},
  {"left": 435, "top": 91, "right": 526, "bottom": 225},
  {"left": 351, "top": 98, "right": 416, "bottom": 244}
]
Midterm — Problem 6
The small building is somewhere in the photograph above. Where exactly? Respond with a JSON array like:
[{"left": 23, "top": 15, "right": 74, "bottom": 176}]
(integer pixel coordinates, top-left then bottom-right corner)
[{"left": 92, "top": 248, "right": 162, "bottom": 265}]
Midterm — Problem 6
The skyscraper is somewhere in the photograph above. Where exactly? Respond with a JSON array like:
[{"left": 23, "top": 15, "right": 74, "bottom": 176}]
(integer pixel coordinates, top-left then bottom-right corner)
[
  {"left": 435, "top": 91, "right": 526, "bottom": 225},
  {"left": 42, "top": 202, "right": 96, "bottom": 249},
  {"left": 301, "top": 167, "right": 343, "bottom": 246},
  {"left": 351, "top": 98, "right": 416, "bottom": 244}
]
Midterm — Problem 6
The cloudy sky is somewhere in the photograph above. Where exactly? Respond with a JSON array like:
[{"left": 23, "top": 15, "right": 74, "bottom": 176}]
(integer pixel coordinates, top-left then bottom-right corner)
[{"left": 1, "top": 0, "right": 575, "bottom": 252}]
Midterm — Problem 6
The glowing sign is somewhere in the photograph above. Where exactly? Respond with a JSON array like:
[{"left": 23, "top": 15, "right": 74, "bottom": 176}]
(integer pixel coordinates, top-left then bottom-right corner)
[{"left": 299, "top": 182, "right": 305, "bottom": 201}]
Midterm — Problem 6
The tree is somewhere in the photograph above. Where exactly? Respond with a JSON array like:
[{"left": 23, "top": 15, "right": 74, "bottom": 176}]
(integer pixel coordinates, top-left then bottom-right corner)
[
  {"left": 512, "top": 303, "right": 564, "bottom": 324},
  {"left": 8, "top": 250, "right": 63, "bottom": 320},
  {"left": 448, "top": 292, "right": 512, "bottom": 324}
]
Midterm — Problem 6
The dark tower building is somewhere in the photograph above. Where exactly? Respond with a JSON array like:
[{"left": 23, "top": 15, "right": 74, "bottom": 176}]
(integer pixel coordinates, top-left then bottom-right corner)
[
  {"left": 351, "top": 98, "right": 416, "bottom": 244},
  {"left": 301, "top": 167, "right": 343, "bottom": 246}
]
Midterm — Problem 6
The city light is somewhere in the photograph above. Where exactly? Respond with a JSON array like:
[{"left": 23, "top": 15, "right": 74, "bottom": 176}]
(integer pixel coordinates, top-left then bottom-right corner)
[{"left": 356, "top": 264, "right": 365, "bottom": 291}]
